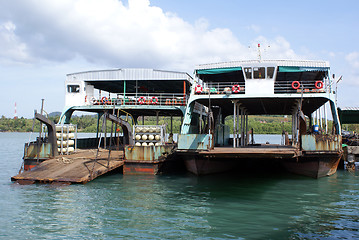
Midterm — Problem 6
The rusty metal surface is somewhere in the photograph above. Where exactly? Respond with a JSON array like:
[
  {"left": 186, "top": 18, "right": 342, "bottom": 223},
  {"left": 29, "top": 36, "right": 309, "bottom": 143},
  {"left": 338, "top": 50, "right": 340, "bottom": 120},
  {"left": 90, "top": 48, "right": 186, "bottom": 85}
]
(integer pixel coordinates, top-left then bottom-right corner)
[
  {"left": 24, "top": 142, "right": 53, "bottom": 159},
  {"left": 197, "top": 145, "right": 296, "bottom": 159},
  {"left": 123, "top": 162, "right": 160, "bottom": 175},
  {"left": 124, "top": 144, "right": 175, "bottom": 162},
  {"left": 283, "top": 154, "right": 341, "bottom": 178},
  {"left": 301, "top": 134, "right": 342, "bottom": 151},
  {"left": 11, "top": 149, "right": 124, "bottom": 184}
]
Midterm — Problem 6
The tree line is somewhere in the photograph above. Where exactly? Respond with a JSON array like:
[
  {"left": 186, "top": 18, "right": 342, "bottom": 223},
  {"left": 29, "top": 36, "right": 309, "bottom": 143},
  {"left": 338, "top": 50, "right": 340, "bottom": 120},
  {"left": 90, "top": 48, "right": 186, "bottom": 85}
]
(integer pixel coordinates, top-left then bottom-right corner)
[{"left": 0, "top": 114, "right": 295, "bottom": 134}]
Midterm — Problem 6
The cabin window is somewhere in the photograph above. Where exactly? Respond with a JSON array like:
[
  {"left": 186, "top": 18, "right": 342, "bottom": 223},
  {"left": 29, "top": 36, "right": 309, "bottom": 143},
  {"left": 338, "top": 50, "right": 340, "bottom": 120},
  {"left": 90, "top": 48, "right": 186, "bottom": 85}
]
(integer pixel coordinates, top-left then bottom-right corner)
[
  {"left": 253, "top": 67, "right": 265, "bottom": 79},
  {"left": 67, "top": 85, "right": 80, "bottom": 93},
  {"left": 244, "top": 67, "right": 252, "bottom": 79},
  {"left": 267, "top": 67, "right": 275, "bottom": 78}
]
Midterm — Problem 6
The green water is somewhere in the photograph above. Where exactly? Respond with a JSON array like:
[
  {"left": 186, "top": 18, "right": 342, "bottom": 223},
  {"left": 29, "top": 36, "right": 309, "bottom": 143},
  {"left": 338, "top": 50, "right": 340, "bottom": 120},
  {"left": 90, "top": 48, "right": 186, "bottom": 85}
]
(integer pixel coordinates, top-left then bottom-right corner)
[{"left": 1, "top": 132, "right": 359, "bottom": 239}]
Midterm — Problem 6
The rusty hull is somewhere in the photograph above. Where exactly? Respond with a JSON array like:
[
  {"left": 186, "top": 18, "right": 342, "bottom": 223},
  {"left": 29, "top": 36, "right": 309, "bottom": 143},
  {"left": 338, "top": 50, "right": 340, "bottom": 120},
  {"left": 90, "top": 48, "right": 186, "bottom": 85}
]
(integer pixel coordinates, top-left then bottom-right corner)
[
  {"left": 123, "top": 144, "right": 176, "bottom": 175},
  {"left": 282, "top": 134, "right": 343, "bottom": 178},
  {"left": 301, "top": 134, "right": 342, "bottom": 152}
]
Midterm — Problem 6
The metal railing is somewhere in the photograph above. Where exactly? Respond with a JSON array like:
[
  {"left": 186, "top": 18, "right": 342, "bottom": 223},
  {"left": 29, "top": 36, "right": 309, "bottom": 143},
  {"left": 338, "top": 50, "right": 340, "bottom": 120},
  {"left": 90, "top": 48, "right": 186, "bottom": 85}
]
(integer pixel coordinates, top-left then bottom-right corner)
[
  {"left": 274, "top": 80, "right": 328, "bottom": 94},
  {"left": 193, "top": 82, "right": 246, "bottom": 95},
  {"left": 89, "top": 93, "right": 187, "bottom": 106}
]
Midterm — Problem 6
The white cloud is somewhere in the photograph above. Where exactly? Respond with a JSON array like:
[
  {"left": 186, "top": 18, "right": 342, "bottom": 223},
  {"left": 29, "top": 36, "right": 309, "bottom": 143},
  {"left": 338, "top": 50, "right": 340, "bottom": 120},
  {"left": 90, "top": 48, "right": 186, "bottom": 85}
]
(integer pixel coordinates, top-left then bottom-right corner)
[
  {"left": 343, "top": 51, "right": 359, "bottom": 85},
  {"left": 247, "top": 24, "right": 261, "bottom": 33},
  {"left": 0, "top": 21, "right": 30, "bottom": 64},
  {"left": 250, "top": 36, "right": 301, "bottom": 60},
  {"left": 0, "top": 0, "right": 302, "bottom": 72},
  {"left": 0, "top": 0, "right": 311, "bottom": 117},
  {"left": 346, "top": 52, "right": 359, "bottom": 68}
]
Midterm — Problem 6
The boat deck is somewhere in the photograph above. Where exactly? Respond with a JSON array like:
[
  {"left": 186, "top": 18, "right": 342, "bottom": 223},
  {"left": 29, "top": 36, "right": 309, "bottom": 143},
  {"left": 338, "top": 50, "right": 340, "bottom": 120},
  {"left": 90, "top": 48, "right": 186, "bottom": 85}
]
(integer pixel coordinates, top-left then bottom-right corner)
[
  {"left": 198, "top": 145, "right": 297, "bottom": 159},
  {"left": 11, "top": 149, "right": 124, "bottom": 184}
]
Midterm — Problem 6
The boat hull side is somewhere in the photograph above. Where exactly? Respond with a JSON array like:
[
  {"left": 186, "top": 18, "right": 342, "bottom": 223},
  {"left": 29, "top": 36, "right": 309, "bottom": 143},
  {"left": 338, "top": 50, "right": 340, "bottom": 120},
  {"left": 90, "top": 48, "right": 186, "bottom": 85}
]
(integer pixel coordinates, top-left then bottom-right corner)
[
  {"left": 282, "top": 153, "right": 341, "bottom": 178},
  {"left": 184, "top": 155, "right": 240, "bottom": 175}
]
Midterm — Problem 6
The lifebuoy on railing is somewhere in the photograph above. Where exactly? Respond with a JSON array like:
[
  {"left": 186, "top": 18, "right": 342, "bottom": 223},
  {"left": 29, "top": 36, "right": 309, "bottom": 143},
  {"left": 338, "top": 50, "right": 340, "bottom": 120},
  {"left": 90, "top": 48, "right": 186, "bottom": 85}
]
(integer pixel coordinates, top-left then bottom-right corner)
[
  {"left": 151, "top": 96, "right": 159, "bottom": 104},
  {"left": 91, "top": 97, "right": 97, "bottom": 105},
  {"left": 85, "top": 95, "right": 87, "bottom": 103},
  {"left": 138, "top": 96, "right": 146, "bottom": 105},
  {"left": 195, "top": 85, "right": 203, "bottom": 94},
  {"left": 232, "top": 85, "right": 241, "bottom": 93},
  {"left": 291, "top": 81, "right": 300, "bottom": 90},
  {"left": 315, "top": 81, "right": 323, "bottom": 89},
  {"left": 101, "top": 96, "right": 109, "bottom": 104}
]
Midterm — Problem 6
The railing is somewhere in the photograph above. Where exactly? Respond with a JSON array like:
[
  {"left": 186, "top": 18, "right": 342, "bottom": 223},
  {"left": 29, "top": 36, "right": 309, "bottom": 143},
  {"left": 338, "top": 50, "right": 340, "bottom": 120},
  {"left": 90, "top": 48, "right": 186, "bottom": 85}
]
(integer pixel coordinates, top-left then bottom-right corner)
[
  {"left": 88, "top": 93, "right": 187, "bottom": 106},
  {"left": 193, "top": 82, "right": 245, "bottom": 95},
  {"left": 274, "top": 80, "right": 327, "bottom": 94}
]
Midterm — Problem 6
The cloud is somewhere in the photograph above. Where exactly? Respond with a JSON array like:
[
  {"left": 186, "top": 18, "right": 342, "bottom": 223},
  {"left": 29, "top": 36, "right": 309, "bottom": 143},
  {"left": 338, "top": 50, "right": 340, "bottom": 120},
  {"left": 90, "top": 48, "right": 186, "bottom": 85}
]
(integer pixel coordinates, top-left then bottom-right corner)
[
  {"left": 0, "top": 0, "right": 303, "bottom": 72},
  {"left": 247, "top": 24, "right": 261, "bottom": 33},
  {"left": 344, "top": 51, "right": 359, "bottom": 85},
  {"left": 0, "top": 21, "right": 30, "bottom": 64},
  {"left": 249, "top": 36, "right": 301, "bottom": 60}
]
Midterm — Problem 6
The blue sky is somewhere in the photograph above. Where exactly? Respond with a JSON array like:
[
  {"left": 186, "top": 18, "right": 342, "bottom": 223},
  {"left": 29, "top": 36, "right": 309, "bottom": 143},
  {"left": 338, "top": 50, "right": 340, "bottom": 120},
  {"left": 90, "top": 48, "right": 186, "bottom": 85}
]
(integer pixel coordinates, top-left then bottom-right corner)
[{"left": 0, "top": 0, "right": 358, "bottom": 118}]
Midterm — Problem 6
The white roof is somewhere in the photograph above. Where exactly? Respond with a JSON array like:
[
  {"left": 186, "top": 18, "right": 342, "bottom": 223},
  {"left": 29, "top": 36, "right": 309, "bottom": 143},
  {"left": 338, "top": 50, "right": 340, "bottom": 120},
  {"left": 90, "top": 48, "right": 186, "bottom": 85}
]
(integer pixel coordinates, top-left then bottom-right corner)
[
  {"left": 195, "top": 60, "right": 330, "bottom": 70},
  {"left": 67, "top": 68, "right": 193, "bottom": 82}
]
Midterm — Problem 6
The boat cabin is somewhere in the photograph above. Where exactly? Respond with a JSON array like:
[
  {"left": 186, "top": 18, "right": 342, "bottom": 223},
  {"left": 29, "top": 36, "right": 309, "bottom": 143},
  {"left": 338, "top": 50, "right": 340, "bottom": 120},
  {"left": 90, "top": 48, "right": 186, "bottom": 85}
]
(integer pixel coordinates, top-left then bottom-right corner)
[{"left": 180, "top": 60, "right": 341, "bottom": 149}]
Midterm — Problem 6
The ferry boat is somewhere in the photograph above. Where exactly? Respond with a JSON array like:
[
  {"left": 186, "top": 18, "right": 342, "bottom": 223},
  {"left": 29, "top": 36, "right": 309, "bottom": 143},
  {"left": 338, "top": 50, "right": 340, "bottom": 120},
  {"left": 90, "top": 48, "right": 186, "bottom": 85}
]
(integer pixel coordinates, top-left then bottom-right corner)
[
  {"left": 21, "top": 68, "right": 193, "bottom": 175},
  {"left": 177, "top": 60, "right": 343, "bottom": 178}
]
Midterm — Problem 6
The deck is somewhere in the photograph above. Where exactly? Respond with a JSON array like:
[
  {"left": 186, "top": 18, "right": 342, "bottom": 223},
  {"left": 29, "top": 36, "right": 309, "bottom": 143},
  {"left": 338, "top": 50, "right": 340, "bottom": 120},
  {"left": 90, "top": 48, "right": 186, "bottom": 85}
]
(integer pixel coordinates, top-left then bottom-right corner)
[
  {"left": 198, "top": 145, "right": 297, "bottom": 159},
  {"left": 11, "top": 149, "right": 124, "bottom": 184}
]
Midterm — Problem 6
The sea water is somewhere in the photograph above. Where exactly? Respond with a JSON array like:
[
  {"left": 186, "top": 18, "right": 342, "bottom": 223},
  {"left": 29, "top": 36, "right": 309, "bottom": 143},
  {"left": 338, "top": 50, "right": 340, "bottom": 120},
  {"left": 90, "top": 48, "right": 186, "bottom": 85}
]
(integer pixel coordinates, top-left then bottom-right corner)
[{"left": 1, "top": 132, "right": 359, "bottom": 239}]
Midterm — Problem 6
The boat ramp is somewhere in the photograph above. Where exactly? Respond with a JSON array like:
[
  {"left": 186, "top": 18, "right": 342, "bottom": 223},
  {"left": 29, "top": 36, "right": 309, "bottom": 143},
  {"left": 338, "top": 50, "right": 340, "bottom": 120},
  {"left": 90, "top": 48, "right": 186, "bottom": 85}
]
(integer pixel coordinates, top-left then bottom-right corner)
[{"left": 12, "top": 149, "right": 124, "bottom": 184}]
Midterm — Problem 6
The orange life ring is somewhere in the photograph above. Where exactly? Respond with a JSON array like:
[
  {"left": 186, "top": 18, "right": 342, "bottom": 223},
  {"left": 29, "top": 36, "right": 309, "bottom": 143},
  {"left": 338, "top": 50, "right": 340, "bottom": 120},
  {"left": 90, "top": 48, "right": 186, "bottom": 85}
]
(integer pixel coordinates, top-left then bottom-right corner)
[
  {"left": 151, "top": 96, "right": 159, "bottom": 104},
  {"left": 138, "top": 96, "right": 146, "bottom": 105},
  {"left": 232, "top": 85, "right": 241, "bottom": 93},
  {"left": 291, "top": 81, "right": 300, "bottom": 90},
  {"left": 195, "top": 85, "right": 203, "bottom": 94},
  {"left": 315, "top": 81, "right": 323, "bottom": 89},
  {"left": 85, "top": 95, "right": 87, "bottom": 102},
  {"left": 101, "top": 96, "right": 109, "bottom": 104}
]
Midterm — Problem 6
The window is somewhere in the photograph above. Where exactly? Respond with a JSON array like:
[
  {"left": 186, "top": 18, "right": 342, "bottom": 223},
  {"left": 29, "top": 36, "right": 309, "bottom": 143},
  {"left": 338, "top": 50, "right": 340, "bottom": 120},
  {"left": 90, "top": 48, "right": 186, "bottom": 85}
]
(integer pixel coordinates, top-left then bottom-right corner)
[
  {"left": 67, "top": 85, "right": 80, "bottom": 93},
  {"left": 244, "top": 67, "right": 252, "bottom": 79},
  {"left": 253, "top": 67, "right": 265, "bottom": 79},
  {"left": 267, "top": 67, "right": 275, "bottom": 78}
]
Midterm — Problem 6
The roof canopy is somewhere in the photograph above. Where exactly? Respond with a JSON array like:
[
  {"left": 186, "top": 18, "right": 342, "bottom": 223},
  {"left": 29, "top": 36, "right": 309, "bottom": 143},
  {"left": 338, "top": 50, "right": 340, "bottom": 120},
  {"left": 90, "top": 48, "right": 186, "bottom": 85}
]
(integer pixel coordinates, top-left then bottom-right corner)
[
  {"left": 338, "top": 107, "right": 359, "bottom": 124},
  {"left": 66, "top": 68, "right": 193, "bottom": 94}
]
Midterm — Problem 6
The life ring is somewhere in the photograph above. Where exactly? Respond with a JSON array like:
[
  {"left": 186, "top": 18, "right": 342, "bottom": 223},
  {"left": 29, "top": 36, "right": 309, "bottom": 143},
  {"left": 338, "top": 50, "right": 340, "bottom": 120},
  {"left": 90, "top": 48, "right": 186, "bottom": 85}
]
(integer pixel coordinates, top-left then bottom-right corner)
[
  {"left": 91, "top": 97, "right": 97, "bottom": 105},
  {"left": 85, "top": 95, "right": 87, "bottom": 103},
  {"left": 195, "top": 85, "right": 203, "bottom": 94},
  {"left": 232, "top": 85, "right": 241, "bottom": 93},
  {"left": 315, "top": 81, "right": 323, "bottom": 89},
  {"left": 101, "top": 96, "right": 109, "bottom": 104},
  {"left": 291, "top": 81, "right": 300, "bottom": 90},
  {"left": 151, "top": 96, "right": 159, "bottom": 104},
  {"left": 138, "top": 96, "right": 146, "bottom": 105}
]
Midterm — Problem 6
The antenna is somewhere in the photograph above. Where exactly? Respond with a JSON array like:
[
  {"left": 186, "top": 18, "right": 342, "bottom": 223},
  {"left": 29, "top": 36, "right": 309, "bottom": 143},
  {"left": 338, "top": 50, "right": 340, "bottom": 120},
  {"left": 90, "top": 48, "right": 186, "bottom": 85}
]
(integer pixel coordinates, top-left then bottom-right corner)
[
  {"left": 257, "top": 43, "right": 261, "bottom": 62},
  {"left": 14, "top": 102, "right": 18, "bottom": 119}
]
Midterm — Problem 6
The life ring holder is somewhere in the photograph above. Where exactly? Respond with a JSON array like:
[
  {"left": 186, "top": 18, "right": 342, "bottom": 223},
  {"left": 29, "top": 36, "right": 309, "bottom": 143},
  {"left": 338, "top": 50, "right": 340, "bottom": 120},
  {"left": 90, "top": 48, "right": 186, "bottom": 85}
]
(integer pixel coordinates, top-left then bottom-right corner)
[
  {"left": 315, "top": 81, "right": 323, "bottom": 89},
  {"left": 91, "top": 97, "right": 97, "bottom": 105},
  {"left": 138, "top": 96, "right": 146, "bottom": 105},
  {"left": 101, "top": 96, "right": 109, "bottom": 105},
  {"left": 151, "top": 96, "right": 159, "bottom": 104},
  {"left": 291, "top": 81, "right": 301, "bottom": 90},
  {"left": 195, "top": 85, "right": 203, "bottom": 94},
  {"left": 232, "top": 85, "right": 241, "bottom": 93}
]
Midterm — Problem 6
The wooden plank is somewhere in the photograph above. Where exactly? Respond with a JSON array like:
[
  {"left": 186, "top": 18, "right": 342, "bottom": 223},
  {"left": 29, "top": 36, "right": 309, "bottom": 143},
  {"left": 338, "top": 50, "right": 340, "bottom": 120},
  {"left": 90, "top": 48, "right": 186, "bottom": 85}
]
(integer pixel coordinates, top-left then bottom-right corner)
[{"left": 11, "top": 149, "right": 124, "bottom": 184}]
